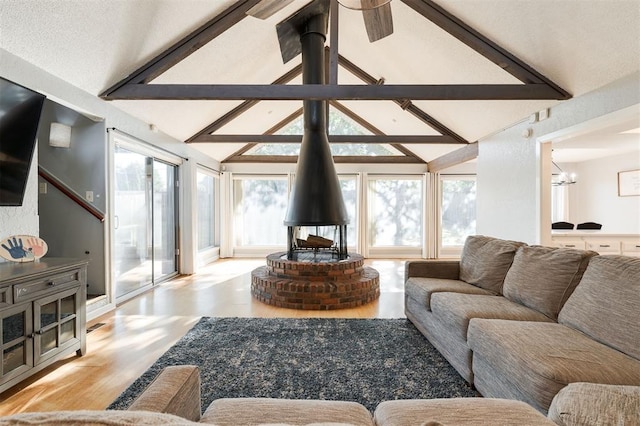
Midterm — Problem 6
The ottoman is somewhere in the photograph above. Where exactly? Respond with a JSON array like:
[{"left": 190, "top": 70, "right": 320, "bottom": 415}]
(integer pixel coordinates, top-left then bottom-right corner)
[
  {"left": 373, "top": 398, "right": 555, "bottom": 426},
  {"left": 201, "top": 397, "right": 374, "bottom": 426}
]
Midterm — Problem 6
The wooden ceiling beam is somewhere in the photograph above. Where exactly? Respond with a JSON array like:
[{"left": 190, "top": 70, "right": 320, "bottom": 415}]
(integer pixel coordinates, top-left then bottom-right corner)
[
  {"left": 104, "top": 83, "right": 563, "bottom": 100},
  {"left": 191, "top": 134, "right": 461, "bottom": 144},
  {"left": 401, "top": 0, "right": 570, "bottom": 98},
  {"left": 427, "top": 143, "right": 478, "bottom": 172},
  {"left": 224, "top": 155, "right": 425, "bottom": 164},
  {"left": 100, "top": 0, "right": 261, "bottom": 97}
]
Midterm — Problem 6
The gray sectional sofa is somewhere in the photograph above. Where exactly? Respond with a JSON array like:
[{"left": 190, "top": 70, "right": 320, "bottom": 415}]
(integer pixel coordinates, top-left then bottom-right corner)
[
  {"left": 405, "top": 235, "right": 640, "bottom": 413},
  {"left": 3, "top": 365, "right": 639, "bottom": 425}
]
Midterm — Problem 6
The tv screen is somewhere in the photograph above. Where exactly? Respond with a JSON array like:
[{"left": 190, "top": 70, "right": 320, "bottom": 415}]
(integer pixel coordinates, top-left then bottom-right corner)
[{"left": 0, "top": 77, "right": 46, "bottom": 206}]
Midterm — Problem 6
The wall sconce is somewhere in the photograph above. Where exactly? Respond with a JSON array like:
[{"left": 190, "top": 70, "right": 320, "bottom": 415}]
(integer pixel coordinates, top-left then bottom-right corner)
[{"left": 49, "top": 122, "right": 72, "bottom": 148}]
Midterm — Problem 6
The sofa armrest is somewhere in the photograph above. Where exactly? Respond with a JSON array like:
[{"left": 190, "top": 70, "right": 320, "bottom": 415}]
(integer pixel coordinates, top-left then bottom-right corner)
[
  {"left": 128, "top": 365, "right": 201, "bottom": 422},
  {"left": 548, "top": 382, "right": 640, "bottom": 426},
  {"left": 405, "top": 260, "right": 460, "bottom": 282}
]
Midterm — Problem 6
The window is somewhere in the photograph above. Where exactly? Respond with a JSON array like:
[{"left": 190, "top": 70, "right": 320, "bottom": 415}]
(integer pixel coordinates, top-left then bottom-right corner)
[
  {"left": 339, "top": 175, "right": 358, "bottom": 246},
  {"left": 244, "top": 108, "right": 403, "bottom": 157},
  {"left": 233, "top": 176, "right": 288, "bottom": 246},
  {"left": 196, "top": 169, "right": 216, "bottom": 251},
  {"left": 440, "top": 176, "right": 476, "bottom": 249},
  {"left": 368, "top": 177, "right": 423, "bottom": 247}
]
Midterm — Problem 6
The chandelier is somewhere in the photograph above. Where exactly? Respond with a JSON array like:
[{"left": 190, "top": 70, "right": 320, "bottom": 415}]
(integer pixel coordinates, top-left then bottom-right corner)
[{"left": 552, "top": 161, "right": 577, "bottom": 186}]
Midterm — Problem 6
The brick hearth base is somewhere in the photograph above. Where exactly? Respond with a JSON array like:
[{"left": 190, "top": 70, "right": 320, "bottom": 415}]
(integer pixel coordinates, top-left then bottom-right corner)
[{"left": 251, "top": 252, "right": 380, "bottom": 310}]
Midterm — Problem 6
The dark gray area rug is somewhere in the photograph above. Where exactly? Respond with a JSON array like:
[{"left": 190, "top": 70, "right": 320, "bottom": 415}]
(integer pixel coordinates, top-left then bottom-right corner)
[{"left": 108, "top": 317, "right": 477, "bottom": 412}]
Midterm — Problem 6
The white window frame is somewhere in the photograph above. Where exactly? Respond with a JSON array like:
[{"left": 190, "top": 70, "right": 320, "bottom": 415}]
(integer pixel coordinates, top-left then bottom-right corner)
[
  {"left": 365, "top": 174, "right": 426, "bottom": 258},
  {"left": 196, "top": 166, "right": 220, "bottom": 267}
]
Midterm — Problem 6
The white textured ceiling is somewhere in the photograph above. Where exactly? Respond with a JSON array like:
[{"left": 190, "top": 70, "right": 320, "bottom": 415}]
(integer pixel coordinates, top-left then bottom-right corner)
[{"left": 1, "top": 0, "right": 639, "bottom": 163}]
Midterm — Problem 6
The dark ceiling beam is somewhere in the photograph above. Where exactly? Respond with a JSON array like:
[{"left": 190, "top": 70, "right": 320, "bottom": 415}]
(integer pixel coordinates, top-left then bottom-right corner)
[
  {"left": 186, "top": 64, "right": 303, "bottom": 141},
  {"left": 328, "top": 0, "right": 340, "bottom": 85},
  {"left": 104, "top": 83, "right": 563, "bottom": 100},
  {"left": 224, "top": 155, "right": 424, "bottom": 164},
  {"left": 336, "top": 53, "right": 468, "bottom": 144},
  {"left": 427, "top": 142, "right": 478, "bottom": 172},
  {"left": 192, "top": 134, "right": 461, "bottom": 144},
  {"left": 401, "top": 0, "right": 570, "bottom": 98},
  {"left": 100, "top": 0, "right": 261, "bottom": 97}
]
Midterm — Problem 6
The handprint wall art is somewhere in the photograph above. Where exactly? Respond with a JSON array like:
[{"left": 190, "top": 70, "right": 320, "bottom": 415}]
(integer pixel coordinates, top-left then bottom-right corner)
[{"left": 0, "top": 235, "right": 48, "bottom": 262}]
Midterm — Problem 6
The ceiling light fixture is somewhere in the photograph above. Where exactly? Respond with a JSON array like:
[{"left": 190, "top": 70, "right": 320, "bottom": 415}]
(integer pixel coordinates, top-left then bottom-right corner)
[
  {"left": 552, "top": 161, "right": 577, "bottom": 186},
  {"left": 336, "top": 0, "right": 391, "bottom": 10}
]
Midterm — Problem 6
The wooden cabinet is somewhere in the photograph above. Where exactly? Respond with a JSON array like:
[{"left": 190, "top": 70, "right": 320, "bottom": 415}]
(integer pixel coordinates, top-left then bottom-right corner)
[
  {"left": 0, "top": 258, "right": 87, "bottom": 394},
  {"left": 552, "top": 234, "right": 640, "bottom": 256}
]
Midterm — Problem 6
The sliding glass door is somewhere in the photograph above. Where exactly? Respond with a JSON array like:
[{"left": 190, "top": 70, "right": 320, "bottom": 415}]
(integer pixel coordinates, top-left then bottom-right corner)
[{"left": 113, "top": 146, "right": 178, "bottom": 301}]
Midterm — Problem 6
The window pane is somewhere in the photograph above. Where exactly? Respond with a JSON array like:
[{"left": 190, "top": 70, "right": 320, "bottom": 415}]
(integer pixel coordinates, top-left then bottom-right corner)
[
  {"left": 233, "top": 178, "right": 288, "bottom": 246},
  {"left": 369, "top": 178, "right": 423, "bottom": 246},
  {"left": 61, "top": 295, "right": 75, "bottom": 320},
  {"left": 441, "top": 178, "right": 476, "bottom": 246},
  {"left": 40, "top": 328, "right": 57, "bottom": 355},
  {"left": 197, "top": 171, "right": 216, "bottom": 250},
  {"left": 40, "top": 301, "right": 57, "bottom": 328},
  {"left": 339, "top": 177, "right": 357, "bottom": 245},
  {"left": 153, "top": 161, "right": 177, "bottom": 279},
  {"left": 3, "top": 312, "right": 25, "bottom": 343},
  {"left": 3, "top": 342, "right": 26, "bottom": 373},
  {"left": 60, "top": 319, "right": 76, "bottom": 344}
]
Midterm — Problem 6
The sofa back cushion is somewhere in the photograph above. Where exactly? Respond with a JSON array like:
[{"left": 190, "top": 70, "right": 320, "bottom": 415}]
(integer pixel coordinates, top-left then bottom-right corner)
[
  {"left": 459, "top": 235, "right": 526, "bottom": 294},
  {"left": 502, "top": 246, "right": 597, "bottom": 320},
  {"left": 558, "top": 255, "right": 640, "bottom": 360}
]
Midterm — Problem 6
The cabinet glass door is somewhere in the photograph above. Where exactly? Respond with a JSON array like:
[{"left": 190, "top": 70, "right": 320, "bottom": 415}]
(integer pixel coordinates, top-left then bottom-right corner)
[
  {"left": 33, "top": 288, "right": 80, "bottom": 365},
  {"left": 1, "top": 304, "right": 33, "bottom": 383}
]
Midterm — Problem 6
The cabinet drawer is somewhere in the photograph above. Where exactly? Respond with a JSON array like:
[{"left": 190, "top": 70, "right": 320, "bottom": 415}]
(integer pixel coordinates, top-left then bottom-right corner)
[
  {"left": 14, "top": 269, "right": 81, "bottom": 303},
  {"left": 586, "top": 241, "right": 621, "bottom": 254},
  {"left": 554, "top": 240, "right": 586, "bottom": 250},
  {"left": 622, "top": 242, "right": 640, "bottom": 257},
  {"left": 0, "top": 285, "right": 12, "bottom": 308}
]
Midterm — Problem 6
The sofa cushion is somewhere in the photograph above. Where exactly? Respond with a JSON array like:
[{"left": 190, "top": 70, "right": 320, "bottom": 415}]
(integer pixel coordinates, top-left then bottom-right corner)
[
  {"left": 431, "top": 293, "right": 553, "bottom": 341},
  {"left": 374, "top": 398, "right": 555, "bottom": 426},
  {"left": 558, "top": 255, "right": 640, "bottom": 360},
  {"left": 0, "top": 410, "right": 200, "bottom": 425},
  {"left": 502, "top": 246, "right": 597, "bottom": 320},
  {"left": 405, "top": 277, "right": 494, "bottom": 311},
  {"left": 467, "top": 319, "right": 640, "bottom": 413},
  {"left": 459, "top": 235, "right": 525, "bottom": 294},
  {"left": 548, "top": 382, "right": 640, "bottom": 426},
  {"left": 129, "top": 364, "right": 201, "bottom": 422},
  {"left": 201, "top": 398, "right": 374, "bottom": 426}
]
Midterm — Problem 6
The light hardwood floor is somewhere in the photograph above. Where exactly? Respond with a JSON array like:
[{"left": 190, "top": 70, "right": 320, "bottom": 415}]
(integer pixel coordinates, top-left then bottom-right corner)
[{"left": 0, "top": 258, "right": 407, "bottom": 414}]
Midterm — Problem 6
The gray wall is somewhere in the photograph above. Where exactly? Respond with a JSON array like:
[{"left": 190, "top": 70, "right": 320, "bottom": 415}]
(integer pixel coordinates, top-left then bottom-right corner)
[{"left": 38, "top": 100, "right": 107, "bottom": 296}]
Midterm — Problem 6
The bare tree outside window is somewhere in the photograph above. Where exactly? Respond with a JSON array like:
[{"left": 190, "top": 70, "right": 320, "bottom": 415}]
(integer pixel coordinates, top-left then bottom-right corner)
[
  {"left": 369, "top": 178, "right": 423, "bottom": 246},
  {"left": 441, "top": 178, "right": 476, "bottom": 247}
]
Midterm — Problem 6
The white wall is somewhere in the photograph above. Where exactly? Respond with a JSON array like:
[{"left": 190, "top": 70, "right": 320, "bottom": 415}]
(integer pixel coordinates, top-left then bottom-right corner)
[
  {"left": 565, "top": 153, "right": 640, "bottom": 233},
  {"left": 477, "top": 72, "right": 640, "bottom": 244},
  {"left": 0, "top": 150, "right": 39, "bottom": 245}
]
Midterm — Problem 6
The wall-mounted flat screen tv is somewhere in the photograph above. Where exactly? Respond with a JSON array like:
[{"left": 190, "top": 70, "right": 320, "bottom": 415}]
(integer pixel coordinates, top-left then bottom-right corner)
[{"left": 0, "top": 77, "right": 46, "bottom": 206}]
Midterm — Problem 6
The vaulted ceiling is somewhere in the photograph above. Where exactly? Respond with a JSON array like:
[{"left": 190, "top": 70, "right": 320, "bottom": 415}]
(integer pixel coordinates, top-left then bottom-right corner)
[{"left": 1, "top": 0, "right": 638, "bottom": 165}]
